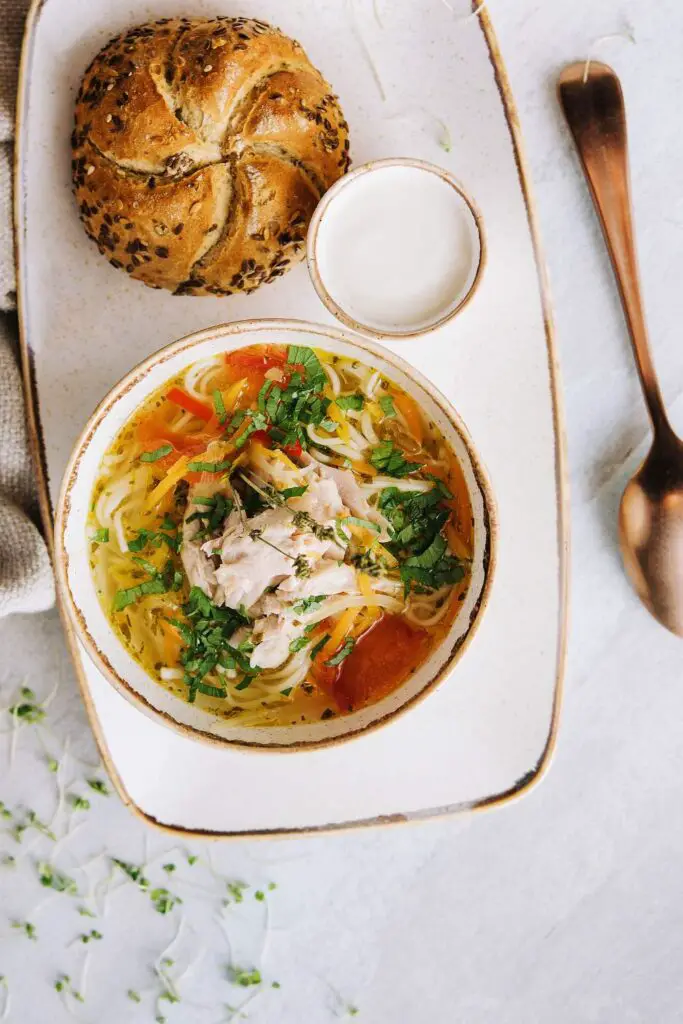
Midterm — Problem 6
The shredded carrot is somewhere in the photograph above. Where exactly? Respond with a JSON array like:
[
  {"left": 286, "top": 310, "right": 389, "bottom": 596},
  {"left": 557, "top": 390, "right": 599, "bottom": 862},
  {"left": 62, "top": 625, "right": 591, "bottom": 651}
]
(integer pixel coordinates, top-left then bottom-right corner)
[
  {"left": 161, "top": 620, "right": 182, "bottom": 665},
  {"left": 143, "top": 456, "right": 190, "bottom": 511},
  {"left": 393, "top": 392, "right": 424, "bottom": 446},
  {"left": 167, "top": 386, "right": 213, "bottom": 423}
]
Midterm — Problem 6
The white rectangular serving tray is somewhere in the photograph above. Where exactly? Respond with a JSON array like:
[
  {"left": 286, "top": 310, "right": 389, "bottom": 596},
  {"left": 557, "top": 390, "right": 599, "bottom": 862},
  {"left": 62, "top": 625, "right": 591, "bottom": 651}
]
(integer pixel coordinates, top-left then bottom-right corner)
[{"left": 16, "top": 0, "right": 568, "bottom": 837}]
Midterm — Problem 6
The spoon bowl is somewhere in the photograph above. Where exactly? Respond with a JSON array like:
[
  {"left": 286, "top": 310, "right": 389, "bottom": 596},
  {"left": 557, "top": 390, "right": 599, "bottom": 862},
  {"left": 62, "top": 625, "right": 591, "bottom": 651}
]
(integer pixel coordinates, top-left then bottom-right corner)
[
  {"left": 619, "top": 432, "right": 683, "bottom": 634},
  {"left": 559, "top": 61, "right": 683, "bottom": 636}
]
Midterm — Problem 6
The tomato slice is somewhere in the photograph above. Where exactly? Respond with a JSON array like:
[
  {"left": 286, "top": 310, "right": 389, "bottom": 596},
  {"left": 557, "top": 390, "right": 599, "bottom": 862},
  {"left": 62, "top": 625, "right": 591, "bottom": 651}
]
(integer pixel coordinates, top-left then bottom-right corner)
[
  {"left": 334, "top": 615, "right": 430, "bottom": 712},
  {"left": 166, "top": 387, "right": 213, "bottom": 423},
  {"left": 224, "top": 345, "right": 287, "bottom": 374}
]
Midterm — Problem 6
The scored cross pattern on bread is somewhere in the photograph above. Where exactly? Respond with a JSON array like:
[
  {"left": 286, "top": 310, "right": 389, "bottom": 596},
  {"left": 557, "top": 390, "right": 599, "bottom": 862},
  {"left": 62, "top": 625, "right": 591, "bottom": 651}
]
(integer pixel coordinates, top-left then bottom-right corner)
[{"left": 71, "top": 17, "right": 351, "bottom": 296}]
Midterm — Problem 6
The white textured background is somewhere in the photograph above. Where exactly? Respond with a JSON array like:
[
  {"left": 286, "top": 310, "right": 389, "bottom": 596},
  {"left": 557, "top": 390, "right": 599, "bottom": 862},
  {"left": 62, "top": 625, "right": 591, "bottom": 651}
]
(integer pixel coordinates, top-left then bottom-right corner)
[{"left": 3, "top": 0, "right": 683, "bottom": 1021}]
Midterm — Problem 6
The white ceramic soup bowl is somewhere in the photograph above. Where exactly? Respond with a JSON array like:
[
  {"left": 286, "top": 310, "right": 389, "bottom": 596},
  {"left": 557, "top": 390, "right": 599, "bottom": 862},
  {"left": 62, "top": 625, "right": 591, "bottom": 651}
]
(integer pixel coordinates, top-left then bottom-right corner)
[{"left": 55, "top": 319, "right": 496, "bottom": 751}]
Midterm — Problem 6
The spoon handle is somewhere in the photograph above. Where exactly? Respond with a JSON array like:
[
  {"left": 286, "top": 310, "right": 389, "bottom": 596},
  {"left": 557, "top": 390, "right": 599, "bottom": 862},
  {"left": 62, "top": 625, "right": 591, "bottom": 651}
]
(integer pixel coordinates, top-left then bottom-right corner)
[{"left": 558, "top": 61, "right": 672, "bottom": 439}]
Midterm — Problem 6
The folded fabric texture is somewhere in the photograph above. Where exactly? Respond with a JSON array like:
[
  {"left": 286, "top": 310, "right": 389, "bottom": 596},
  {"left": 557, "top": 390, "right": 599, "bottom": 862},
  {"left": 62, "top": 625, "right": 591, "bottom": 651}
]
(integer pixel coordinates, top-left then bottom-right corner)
[
  {"left": 0, "top": 312, "right": 54, "bottom": 616},
  {"left": 0, "top": 0, "right": 55, "bottom": 618}
]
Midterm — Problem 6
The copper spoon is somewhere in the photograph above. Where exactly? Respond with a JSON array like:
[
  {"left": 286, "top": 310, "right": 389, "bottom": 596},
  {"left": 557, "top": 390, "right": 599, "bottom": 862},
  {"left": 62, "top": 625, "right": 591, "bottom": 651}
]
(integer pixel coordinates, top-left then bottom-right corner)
[{"left": 559, "top": 61, "right": 683, "bottom": 636}]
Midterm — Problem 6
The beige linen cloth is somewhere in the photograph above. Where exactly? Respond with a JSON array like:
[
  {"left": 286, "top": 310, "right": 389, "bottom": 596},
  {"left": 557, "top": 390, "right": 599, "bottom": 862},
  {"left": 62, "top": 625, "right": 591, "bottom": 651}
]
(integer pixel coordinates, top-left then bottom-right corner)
[{"left": 0, "top": 0, "right": 55, "bottom": 616}]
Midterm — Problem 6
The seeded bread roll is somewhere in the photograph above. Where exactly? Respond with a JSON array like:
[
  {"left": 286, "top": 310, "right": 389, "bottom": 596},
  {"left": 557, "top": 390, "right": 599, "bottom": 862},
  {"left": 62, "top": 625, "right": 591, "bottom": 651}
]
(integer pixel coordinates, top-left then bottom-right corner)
[{"left": 71, "top": 16, "right": 350, "bottom": 296}]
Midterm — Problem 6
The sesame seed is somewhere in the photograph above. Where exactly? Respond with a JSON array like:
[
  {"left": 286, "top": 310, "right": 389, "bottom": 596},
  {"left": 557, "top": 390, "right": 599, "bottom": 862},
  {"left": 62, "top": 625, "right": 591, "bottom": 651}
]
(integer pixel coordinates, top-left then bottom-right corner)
[
  {"left": 86, "top": 164, "right": 95, "bottom": 175},
  {"left": 203, "top": 64, "right": 213, "bottom": 72}
]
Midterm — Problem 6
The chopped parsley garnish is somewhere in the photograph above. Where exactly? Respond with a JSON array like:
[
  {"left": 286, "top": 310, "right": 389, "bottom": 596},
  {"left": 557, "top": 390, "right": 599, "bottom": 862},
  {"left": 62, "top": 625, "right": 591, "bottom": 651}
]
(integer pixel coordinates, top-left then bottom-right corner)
[
  {"left": 140, "top": 444, "right": 173, "bottom": 463},
  {"left": 288, "top": 625, "right": 315, "bottom": 653},
  {"left": 213, "top": 389, "right": 227, "bottom": 423},
  {"left": 127, "top": 990, "right": 142, "bottom": 1003},
  {"left": 378, "top": 486, "right": 466, "bottom": 591},
  {"left": 167, "top": 587, "right": 252, "bottom": 701},
  {"left": 286, "top": 345, "right": 327, "bottom": 391},
  {"left": 128, "top": 527, "right": 179, "bottom": 553},
  {"left": 163, "top": 863, "right": 176, "bottom": 874},
  {"left": 400, "top": 534, "right": 465, "bottom": 590},
  {"left": 185, "top": 492, "right": 233, "bottom": 539},
  {"left": 325, "top": 637, "right": 355, "bottom": 667},
  {"left": 113, "top": 558, "right": 181, "bottom": 611},
  {"left": 80, "top": 929, "right": 103, "bottom": 943},
  {"left": 254, "top": 890, "right": 265, "bottom": 901},
  {"left": 335, "top": 393, "right": 365, "bottom": 412},
  {"left": 186, "top": 458, "right": 233, "bottom": 474},
  {"left": 292, "top": 594, "right": 326, "bottom": 615},
  {"left": 310, "top": 634, "right": 330, "bottom": 660},
  {"left": 379, "top": 395, "right": 396, "bottom": 417},
  {"left": 280, "top": 485, "right": 308, "bottom": 498},
  {"left": 280, "top": 687, "right": 293, "bottom": 697},
  {"left": 369, "top": 441, "right": 421, "bottom": 478},
  {"left": 234, "top": 411, "right": 269, "bottom": 449},
  {"left": 91, "top": 528, "right": 109, "bottom": 543}
]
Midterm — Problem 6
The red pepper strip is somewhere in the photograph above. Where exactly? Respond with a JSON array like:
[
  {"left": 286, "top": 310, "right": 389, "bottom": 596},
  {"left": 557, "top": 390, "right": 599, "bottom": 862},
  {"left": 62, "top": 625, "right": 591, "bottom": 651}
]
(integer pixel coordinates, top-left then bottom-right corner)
[
  {"left": 166, "top": 386, "right": 213, "bottom": 423},
  {"left": 282, "top": 440, "right": 303, "bottom": 459}
]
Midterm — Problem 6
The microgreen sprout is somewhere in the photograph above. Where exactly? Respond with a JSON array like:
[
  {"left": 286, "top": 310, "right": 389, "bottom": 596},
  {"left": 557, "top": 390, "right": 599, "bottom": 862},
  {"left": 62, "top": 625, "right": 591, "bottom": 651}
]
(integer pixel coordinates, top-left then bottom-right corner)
[{"left": 11, "top": 920, "right": 37, "bottom": 940}]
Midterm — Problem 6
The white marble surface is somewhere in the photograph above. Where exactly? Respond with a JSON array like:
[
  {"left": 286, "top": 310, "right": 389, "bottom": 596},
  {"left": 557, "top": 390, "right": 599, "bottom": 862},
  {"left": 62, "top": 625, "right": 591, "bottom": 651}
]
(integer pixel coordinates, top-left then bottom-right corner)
[{"left": 3, "top": 0, "right": 683, "bottom": 1020}]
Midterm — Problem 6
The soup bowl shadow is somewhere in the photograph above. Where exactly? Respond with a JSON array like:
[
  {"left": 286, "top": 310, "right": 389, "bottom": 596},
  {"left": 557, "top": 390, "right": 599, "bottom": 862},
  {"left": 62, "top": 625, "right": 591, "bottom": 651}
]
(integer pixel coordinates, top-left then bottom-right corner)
[{"left": 55, "top": 319, "right": 497, "bottom": 752}]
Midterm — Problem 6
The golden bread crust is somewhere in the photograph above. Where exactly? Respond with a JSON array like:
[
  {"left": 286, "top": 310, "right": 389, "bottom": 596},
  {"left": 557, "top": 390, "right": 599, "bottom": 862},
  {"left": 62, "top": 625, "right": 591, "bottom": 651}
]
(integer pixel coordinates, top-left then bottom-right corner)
[{"left": 72, "top": 16, "right": 350, "bottom": 295}]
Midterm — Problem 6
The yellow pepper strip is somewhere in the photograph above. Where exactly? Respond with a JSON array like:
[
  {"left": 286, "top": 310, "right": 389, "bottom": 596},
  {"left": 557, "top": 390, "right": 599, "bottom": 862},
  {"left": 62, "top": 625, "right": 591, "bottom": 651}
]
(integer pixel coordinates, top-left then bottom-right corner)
[
  {"left": 328, "top": 401, "right": 351, "bottom": 442},
  {"left": 143, "top": 455, "right": 190, "bottom": 511},
  {"left": 357, "top": 572, "right": 373, "bottom": 599},
  {"left": 350, "top": 458, "right": 377, "bottom": 478},
  {"left": 224, "top": 377, "right": 247, "bottom": 410},
  {"left": 315, "top": 608, "right": 359, "bottom": 664},
  {"left": 393, "top": 392, "right": 424, "bottom": 447}
]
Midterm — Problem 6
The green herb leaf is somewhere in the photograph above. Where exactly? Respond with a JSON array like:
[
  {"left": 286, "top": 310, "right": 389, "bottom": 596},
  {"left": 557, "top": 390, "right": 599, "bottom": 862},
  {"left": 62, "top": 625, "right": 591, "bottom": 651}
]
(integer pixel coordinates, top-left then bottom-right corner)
[
  {"left": 127, "top": 990, "right": 141, "bottom": 1003},
  {"left": 324, "top": 637, "right": 355, "bottom": 667},
  {"left": 286, "top": 345, "right": 327, "bottom": 391},
  {"left": 335, "top": 393, "right": 365, "bottom": 412},
  {"left": 292, "top": 595, "right": 327, "bottom": 615},
  {"left": 140, "top": 444, "right": 173, "bottom": 463},
  {"left": 280, "top": 687, "right": 293, "bottom": 697},
  {"left": 127, "top": 528, "right": 179, "bottom": 553},
  {"left": 310, "top": 634, "right": 330, "bottom": 660},
  {"left": 12, "top": 920, "right": 37, "bottom": 940},
  {"left": 280, "top": 485, "right": 308, "bottom": 499},
  {"left": 369, "top": 441, "right": 421, "bottom": 478},
  {"left": 91, "top": 528, "right": 109, "bottom": 543},
  {"left": 379, "top": 395, "right": 396, "bottom": 417},
  {"left": 213, "top": 389, "right": 227, "bottom": 423},
  {"left": 194, "top": 681, "right": 227, "bottom": 698},
  {"left": 186, "top": 458, "right": 232, "bottom": 474}
]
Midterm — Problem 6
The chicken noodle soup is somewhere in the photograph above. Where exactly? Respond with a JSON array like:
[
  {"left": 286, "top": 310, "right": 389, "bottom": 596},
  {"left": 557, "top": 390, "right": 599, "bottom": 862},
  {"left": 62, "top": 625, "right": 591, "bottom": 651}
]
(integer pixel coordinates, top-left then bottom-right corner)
[{"left": 88, "top": 344, "right": 473, "bottom": 725}]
